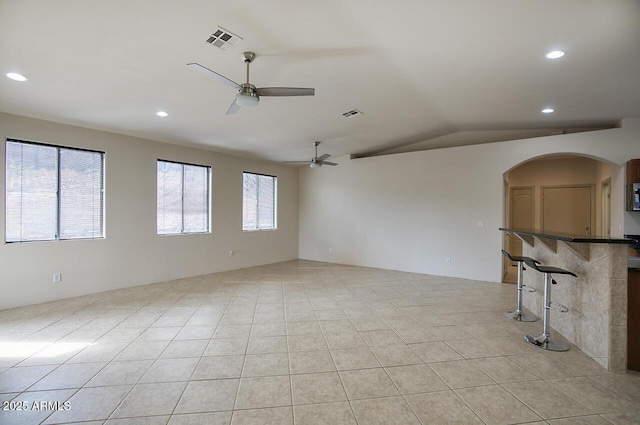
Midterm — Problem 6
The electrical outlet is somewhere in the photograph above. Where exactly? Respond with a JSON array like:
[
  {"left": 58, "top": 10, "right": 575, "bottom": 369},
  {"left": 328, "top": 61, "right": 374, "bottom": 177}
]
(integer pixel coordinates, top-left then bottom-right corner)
[
  {"left": 445, "top": 257, "right": 452, "bottom": 265},
  {"left": 329, "top": 247, "right": 333, "bottom": 254},
  {"left": 229, "top": 250, "right": 234, "bottom": 257},
  {"left": 53, "top": 273, "right": 62, "bottom": 283},
  {"left": 477, "top": 221, "right": 485, "bottom": 228}
]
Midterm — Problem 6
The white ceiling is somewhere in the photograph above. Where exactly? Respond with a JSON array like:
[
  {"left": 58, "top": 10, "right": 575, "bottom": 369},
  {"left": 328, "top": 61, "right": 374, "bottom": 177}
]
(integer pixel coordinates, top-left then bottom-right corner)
[{"left": 1, "top": 0, "right": 639, "bottom": 163}]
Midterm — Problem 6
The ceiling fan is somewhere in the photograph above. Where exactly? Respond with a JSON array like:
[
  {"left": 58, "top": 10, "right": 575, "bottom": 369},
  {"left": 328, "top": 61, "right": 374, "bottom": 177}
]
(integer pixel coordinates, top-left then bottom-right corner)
[
  {"left": 187, "top": 51, "right": 315, "bottom": 115},
  {"left": 284, "top": 141, "right": 337, "bottom": 168}
]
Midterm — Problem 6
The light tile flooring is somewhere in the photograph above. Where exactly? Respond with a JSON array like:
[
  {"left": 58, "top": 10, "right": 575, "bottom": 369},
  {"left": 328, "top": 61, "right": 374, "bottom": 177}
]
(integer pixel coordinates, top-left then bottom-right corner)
[{"left": 1, "top": 260, "right": 639, "bottom": 425}]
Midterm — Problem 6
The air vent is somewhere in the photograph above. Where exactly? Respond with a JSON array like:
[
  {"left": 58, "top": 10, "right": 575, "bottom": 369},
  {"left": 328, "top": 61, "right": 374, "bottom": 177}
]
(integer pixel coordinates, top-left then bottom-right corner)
[
  {"left": 206, "top": 27, "right": 242, "bottom": 51},
  {"left": 342, "top": 109, "right": 363, "bottom": 118}
]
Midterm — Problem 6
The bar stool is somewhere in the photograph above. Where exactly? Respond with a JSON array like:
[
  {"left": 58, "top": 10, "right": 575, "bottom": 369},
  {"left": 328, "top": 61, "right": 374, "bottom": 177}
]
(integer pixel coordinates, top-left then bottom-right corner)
[
  {"left": 523, "top": 258, "right": 576, "bottom": 351},
  {"left": 501, "top": 250, "right": 538, "bottom": 322}
]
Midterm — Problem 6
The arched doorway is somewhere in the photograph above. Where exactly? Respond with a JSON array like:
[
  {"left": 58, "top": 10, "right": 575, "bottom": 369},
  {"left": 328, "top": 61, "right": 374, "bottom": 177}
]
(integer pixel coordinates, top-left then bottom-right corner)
[{"left": 502, "top": 154, "right": 617, "bottom": 282}]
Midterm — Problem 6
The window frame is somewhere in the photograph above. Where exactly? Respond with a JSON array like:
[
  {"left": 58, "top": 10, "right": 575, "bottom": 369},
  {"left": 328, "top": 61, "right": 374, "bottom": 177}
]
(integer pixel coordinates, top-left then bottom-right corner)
[
  {"left": 156, "top": 159, "right": 212, "bottom": 236},
  {"left": 5, "top": 138, "right": 105, "bottom": 243},
  {"left": 242, "top": 171, "right": 278, "bottom": 232}
]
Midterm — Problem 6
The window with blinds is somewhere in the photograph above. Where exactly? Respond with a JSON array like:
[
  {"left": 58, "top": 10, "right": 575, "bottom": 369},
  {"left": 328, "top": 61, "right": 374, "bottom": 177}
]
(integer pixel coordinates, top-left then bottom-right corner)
[
  {"left": 242, "top": 172, "right": 277, "bottom": 231},
  {"left": 157, "top": 160, "right": 211, "bottom": 235},
  {"left": 5, "top": 139, "right": 104, "bottom": 242}
]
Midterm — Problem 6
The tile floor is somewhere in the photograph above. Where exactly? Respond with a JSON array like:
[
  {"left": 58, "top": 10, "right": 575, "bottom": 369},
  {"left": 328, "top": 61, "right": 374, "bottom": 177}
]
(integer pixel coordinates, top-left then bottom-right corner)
[{"left": 1, "top": 260, "right": 639, "bottom": 425}]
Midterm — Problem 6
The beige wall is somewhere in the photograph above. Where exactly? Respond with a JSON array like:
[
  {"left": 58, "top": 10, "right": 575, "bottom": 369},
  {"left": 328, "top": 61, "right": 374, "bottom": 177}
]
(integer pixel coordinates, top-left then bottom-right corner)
[
  {"left": 299, "top": 118, "right": 640, "bottom": 283},
  {"left": 2, "top": 112, "right": 639, "bottom": 309},
  {"left": 0, "top": 112, "right": 299, "bottom": 309}
]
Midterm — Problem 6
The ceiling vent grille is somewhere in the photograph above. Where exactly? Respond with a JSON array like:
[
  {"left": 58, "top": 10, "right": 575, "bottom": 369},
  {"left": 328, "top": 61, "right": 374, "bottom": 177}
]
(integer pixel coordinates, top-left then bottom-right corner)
[
  {"left": 206, "top": 27, "right": 242, "bottom": 51},
  {"left": 342, "top": 109, "right": 363, "bottom": 118}
]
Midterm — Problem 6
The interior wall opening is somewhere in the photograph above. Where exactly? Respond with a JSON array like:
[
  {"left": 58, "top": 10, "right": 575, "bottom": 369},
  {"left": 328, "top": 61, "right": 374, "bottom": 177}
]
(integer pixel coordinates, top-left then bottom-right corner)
[{"left": 502, "top": 154, "right": 614, "bottom": 283}]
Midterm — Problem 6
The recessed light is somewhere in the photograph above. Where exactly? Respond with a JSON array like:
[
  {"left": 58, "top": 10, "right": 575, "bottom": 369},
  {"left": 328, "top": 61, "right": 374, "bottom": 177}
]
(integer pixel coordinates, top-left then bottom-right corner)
[
  {"left": 6, "top": 72, "right": 28, "bottom": 82},
  {"left": 541, "top": 108, "right": 555, "bottom": 114},
  {"left": 546, "top": 50, "right": 565, "bottom": 59},
  {"left": 156, "top": 111, "right": 168, "bottom": 117}
]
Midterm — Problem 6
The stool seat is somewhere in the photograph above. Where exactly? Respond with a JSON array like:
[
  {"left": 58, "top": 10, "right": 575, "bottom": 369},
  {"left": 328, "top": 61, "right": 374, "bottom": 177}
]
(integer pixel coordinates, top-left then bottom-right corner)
[
  {"left": 528, "top": 265, "right": 577, "bottom": 276},
  {"left": 503, "top": 250, "right": 540, "bottom": 265},
  {"left": 523, "top": 258, "right": 577, "bottom": 277},
  {"left": 501, "top": 250, "right": 538, "bottom": 322}
]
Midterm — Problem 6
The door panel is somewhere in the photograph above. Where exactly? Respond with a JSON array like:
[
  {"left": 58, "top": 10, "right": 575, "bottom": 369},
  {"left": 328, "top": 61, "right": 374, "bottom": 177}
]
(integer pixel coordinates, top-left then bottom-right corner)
[
  {"left": 505, "top": 187, "right": 533, "bottom": 283},
  {"left": 542, "top": 186, "right": 592, "bottom": 235},
  {"left": 510, "top": 187, "right": 533, "bottom": 258}
]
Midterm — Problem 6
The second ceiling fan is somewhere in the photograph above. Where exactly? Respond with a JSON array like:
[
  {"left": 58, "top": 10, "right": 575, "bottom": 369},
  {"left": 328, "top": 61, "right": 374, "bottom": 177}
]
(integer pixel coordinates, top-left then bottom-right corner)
[
  {"left": 284, "top": 141, "right": 337, "bottom": 168},
  {"left": 188, "top": 51, "right": 315, "bottom": 115}
]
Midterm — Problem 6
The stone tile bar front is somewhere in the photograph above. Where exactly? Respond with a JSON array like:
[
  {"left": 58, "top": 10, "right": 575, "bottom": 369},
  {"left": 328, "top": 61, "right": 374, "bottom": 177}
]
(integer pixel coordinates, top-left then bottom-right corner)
[{"left": 500, "top": 228, "right": 632, "bottom": 372}]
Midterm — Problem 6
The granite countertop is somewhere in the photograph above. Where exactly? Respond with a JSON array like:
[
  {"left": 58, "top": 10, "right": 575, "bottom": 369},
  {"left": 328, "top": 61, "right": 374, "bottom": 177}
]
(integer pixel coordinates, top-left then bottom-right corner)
[{"left": 499, "top": 227, "right": 635, "bottom": 244}]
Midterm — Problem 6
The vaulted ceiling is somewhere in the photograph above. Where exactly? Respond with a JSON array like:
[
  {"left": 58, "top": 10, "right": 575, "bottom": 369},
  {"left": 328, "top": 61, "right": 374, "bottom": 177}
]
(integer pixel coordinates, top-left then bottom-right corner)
[{"left": 1, "top": 0, "right": 639, "bottom": 163}]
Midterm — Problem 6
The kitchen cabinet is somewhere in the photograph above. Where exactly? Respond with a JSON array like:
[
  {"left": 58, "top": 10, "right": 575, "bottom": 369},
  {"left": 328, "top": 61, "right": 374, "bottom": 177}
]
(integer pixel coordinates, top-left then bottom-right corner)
[{"left": 628, "top": 159, "right": 640, "bottom": 183}]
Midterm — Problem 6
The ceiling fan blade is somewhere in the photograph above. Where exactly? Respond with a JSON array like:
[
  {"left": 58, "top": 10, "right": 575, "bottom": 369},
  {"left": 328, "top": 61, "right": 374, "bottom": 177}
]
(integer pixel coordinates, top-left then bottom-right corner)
[
  {"left": 319, "top": 161, "right": 338, "bottom": 166},
  {"left": 256, "top": 87, "right": 315, "bottom": 97},
  {"left": 187, "top": 63, "right": 241, "bottom": 90},
  {"left": 226, "top": 99, "right": 241, "bottom": 115},
  {"left": 316, "top": 153, "right": 331, "bottom": 161},
  {"left": 283, "top": 161, "right": 311, "bottom": 164}
]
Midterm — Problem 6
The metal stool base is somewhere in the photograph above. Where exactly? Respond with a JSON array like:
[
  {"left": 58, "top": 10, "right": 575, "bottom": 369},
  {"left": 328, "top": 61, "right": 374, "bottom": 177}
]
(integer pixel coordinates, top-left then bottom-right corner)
[
  {"left": 502, "top": 252, "right": 537, "bottom": 324},
  {"left": 504, "top": 310, "right": 537, "bottom": 322},
  {"left": 524, "top": 334, "right": 569, "bottom": 352}
]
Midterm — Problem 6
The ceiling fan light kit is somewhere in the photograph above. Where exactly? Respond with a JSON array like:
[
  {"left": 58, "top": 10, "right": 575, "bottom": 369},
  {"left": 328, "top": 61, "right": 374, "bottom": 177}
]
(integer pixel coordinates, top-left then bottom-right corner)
[{"left": 235, "top": 91, "right": 259, "bottom": 107}]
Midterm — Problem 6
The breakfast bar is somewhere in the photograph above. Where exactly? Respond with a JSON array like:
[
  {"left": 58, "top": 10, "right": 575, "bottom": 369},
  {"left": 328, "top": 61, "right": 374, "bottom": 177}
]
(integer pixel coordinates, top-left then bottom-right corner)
[{"left": 500, "top": 228, "right": 633, "bottom": 372}]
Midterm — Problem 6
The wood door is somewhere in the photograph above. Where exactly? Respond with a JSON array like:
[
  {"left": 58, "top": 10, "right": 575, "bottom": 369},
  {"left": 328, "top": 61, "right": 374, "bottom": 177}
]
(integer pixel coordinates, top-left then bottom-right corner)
[
  {"left": 503, "top": 181, "right": 510, "bottom": 280},
  {"left": 602, "top": 179, "right": 611, "bottom": 237},
  {"left": 510, "top": 187, "right": 534, "bottom": 258},
  {"left": 542, "top": 186, "right": 592, "bottom": 235},
  {"left": 504, "top": 187, "right": 533, "bottom": 283}
]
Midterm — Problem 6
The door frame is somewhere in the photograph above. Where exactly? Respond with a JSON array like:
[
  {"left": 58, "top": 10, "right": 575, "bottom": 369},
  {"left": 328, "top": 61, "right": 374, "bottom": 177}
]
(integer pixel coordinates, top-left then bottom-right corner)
[
  {"left": 601, "top": 178, "right": 611, "bottom": 237},
  {"left": 503, "top": 180, "right": 509, "bottom": 281},
  {"left": 540, "top": 184, "right": 595, "bottom": 235}
]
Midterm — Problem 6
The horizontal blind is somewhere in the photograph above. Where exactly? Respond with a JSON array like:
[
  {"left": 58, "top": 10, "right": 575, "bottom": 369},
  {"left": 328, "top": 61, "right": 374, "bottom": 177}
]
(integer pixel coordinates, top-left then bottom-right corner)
[
  {"left": 59, "top": 148, "right": 104, "bottom": 239},
  {"left": 242, "top": 172, "right": 277, "bottom": 231},
  {"left": 6, "top": 141, "right": 58, "bottom": 241},
  {"left": 258, "top": 174, "right": 276, "bottom": 230},
  {"left": 157, "top": 161, "right": 183, "bottom": 234},
  {"left": 157, "top": 160, "right": 210, "bottom": 235},
  {"left": 6, "top": 140, "right": 105, "bottom": 242},
  {"left": 183, "top": 164, "right": 210, "bottom": 233},
  {"left": 242, "top": 172, "right": 258, "bottom": 230}
]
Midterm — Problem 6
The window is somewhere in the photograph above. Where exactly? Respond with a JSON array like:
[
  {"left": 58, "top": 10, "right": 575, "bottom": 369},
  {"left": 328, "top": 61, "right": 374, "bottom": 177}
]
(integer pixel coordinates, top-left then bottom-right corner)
[
  {"left": 157, "top": 160, "right": 211, "bottom": 235},
  {"left": 5, "top": 139, "right": 104, "bottom": 242},
  {"left": 243, "top": 172, "right": 277, "bottom": 231}
]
